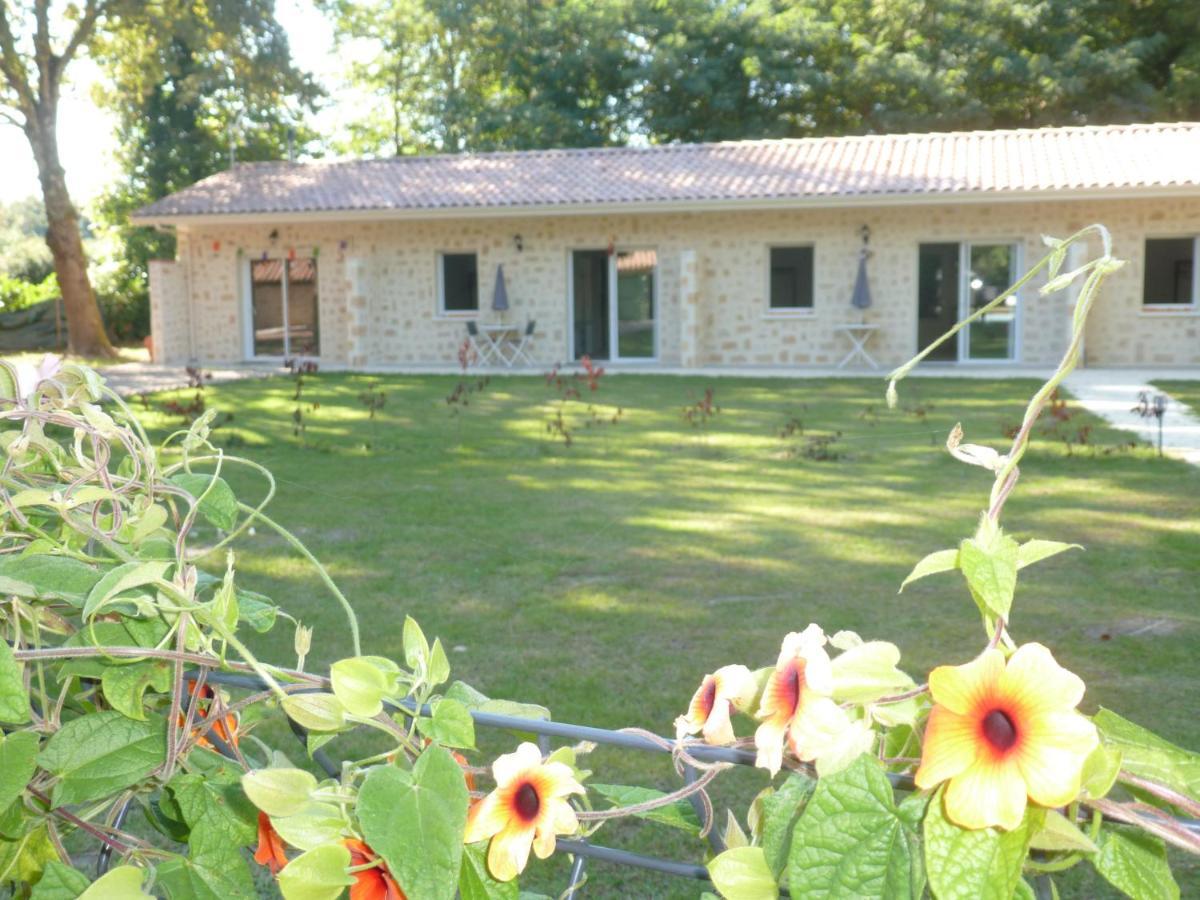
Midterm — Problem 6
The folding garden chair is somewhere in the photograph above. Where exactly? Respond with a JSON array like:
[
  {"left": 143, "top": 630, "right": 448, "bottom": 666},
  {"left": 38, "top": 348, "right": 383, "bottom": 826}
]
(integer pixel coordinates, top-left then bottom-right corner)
[
  {"left": 465, "top": 321, "right": 497, "bottom": 366},
  {"left": 509, "top": 319, "right": 537, "bottom": 366}
]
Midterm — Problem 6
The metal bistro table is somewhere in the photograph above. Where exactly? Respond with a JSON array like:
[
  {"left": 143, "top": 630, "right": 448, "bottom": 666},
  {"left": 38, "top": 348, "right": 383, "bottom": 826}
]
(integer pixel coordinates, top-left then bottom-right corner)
[
  {"left": 833, "top": 322, "right": 880, "bottom": 370},
  {"left": 477, "top": 323, "right": 520, "bottom": 367}
]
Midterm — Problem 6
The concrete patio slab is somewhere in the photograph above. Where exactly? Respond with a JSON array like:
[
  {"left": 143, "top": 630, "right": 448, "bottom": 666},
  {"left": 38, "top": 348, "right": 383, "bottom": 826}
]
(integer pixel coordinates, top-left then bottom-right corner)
[
  {"left": 100, "top": 361, "right": 278, "bottom": 397},
  {"left": 1064, "top": 368, "right": 1200, "bottom": 465}
]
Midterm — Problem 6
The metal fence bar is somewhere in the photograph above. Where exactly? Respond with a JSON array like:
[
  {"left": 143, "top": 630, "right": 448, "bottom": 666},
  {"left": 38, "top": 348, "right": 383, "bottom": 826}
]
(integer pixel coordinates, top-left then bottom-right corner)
[
  {"left": 555, "top": 839, "right": 709, "bottom": 880},
  {"left": 564, "top": 846, "right": 588, "bottom": 896}
]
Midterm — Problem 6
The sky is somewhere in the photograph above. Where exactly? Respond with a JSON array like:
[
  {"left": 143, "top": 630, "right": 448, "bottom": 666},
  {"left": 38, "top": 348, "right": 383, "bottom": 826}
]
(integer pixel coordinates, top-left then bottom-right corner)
[{"left": 0, "top": 0, "right": 338, "bottom": 205}]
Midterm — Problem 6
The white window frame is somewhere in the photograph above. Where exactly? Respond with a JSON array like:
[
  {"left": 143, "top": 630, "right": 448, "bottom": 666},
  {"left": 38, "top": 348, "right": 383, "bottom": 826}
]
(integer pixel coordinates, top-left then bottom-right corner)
[
  {"left": 764, "top": 244, "right": 817, "bottom": 318},
  {"left": 436, "top": 251, "right": 480, "bottom": 318},
  {"left": 1141, "top": 235, "right": 1199, "bottom": 314},
  {"left": 958, "top": 240, "right": 1022, "bottom": 363},
  {"left": 565, "top": 247, "right": 660, "bottom": 363}
]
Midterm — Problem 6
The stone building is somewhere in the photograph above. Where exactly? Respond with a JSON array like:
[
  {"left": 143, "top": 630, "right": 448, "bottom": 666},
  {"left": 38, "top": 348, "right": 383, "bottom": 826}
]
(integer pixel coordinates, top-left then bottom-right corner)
[{"left": 133, "top": 122, "right": 1200, "bottom": 370}]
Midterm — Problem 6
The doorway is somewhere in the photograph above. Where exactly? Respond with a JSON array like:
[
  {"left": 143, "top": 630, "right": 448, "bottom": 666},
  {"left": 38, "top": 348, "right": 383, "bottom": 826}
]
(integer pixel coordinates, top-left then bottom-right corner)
[
  {"left": 917, "top": 242, "right": 1018, "bottom": 362},
  {"left": 570, "top": 249, "right": 658, "bottom": 361},
  {"left": 572, "top": 250, "right": 609, "bottom": 360},
  {"left": 246, "top": 257, "right": 320, "bottom": 359}
]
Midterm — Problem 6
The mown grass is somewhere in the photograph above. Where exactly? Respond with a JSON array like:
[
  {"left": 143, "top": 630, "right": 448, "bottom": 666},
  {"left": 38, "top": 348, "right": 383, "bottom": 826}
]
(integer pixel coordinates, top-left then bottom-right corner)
[
  {"left": 137, "top": 372, "right": 1200, "bottom": 899},
  {"left": 1153, "top": 379, "right": 1200, "bottom": 416}
]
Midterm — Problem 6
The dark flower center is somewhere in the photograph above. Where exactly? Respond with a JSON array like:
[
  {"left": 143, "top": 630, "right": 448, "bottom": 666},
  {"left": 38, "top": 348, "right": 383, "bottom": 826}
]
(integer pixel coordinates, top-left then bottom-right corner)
[
  {"left": 982, "top": 709, "right": 1018, "bottom": 751},
  {"left": 514, "top": 781, "right": 540, "bottom": 822},
  {"left": 782, "top": 661, "right": 806, "bottom": 715},
  {"left": 699, "top": 679, "right": 717, "bottom": 718}
]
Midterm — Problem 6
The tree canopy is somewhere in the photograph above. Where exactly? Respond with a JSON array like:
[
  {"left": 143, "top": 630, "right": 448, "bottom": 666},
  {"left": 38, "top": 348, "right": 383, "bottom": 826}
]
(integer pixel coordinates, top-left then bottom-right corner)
[{"left": 321, "top": 0, "right": 1200, "bottom": 154}]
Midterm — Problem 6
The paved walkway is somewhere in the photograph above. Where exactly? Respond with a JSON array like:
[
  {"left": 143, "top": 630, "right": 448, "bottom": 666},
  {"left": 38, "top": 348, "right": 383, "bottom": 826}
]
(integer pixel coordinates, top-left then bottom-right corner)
[
  {"left": 101, "top": 361, "right": 276, "bottom": 397},
  {"left": 1063, "top": 368, "right": 1200, "bottom": 465}
]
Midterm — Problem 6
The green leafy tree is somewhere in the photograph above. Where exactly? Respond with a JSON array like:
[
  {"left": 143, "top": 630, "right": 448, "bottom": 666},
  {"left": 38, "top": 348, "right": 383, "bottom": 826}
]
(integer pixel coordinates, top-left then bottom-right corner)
[
  {"left": 90, "top": 0, "right": 319, "bottom": 341},
  {"left": 324, "top": 0, "right": 1199, "bottom": 152},
  {"left": 630, "top": 0, "right": 801, "bottom": 143},
  {"left": 0, "top": 1, "right": 116, "bottom": 355},
  {"left": 320, "top": 0, "right": 632, "bottom": 154},
  {"left": 0, "top": 195, "right": 51, "bottom": 283},
  {"left": 637, "top": 0, "right": 1179, "bottom": 142}
]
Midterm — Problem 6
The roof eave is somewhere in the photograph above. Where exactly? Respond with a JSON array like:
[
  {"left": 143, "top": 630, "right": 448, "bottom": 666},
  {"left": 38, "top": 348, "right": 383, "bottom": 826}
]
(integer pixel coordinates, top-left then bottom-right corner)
[{"left": 129, "top": 184, "right": 1200, "bottom": 228}]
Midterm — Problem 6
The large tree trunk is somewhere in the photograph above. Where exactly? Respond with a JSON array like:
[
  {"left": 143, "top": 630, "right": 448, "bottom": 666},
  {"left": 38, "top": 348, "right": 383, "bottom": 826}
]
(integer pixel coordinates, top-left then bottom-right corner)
[{"left": 27, "top": 107, "right": 115, "bottom": 358}]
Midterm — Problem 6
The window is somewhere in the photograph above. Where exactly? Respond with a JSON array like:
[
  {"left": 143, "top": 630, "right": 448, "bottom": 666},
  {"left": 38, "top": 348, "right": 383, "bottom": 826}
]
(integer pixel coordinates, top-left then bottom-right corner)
[
  {"left": 1143, "top": 238, "right": 1196, "bottom": 307},
  {"left": 439, "top": 252, "right": 479, "bottom": 313},
  {"left": 769, "top": 246, "right": 814, "bottom": 310}
]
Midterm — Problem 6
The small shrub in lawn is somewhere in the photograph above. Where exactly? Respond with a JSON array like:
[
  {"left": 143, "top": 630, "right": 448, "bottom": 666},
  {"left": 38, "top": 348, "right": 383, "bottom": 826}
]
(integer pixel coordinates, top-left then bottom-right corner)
[
  {"left": 357, "top": 381, "right": 387, "bottom": 447},
  {"left": 544, "top": 356, "right": 622, "bottom": 446},
  {"left": 285, "top": 358, "right": 320, "bottom": 442},
  {"left": 800, "top": 429, "right": 843, "bottom": 460},
  {"left": 446, "top": 338, "right": 491, "bottom": 412},
  {"left": 682, "top": 386, "right": 720, "bottom": 427},
  {"left": 778, "top": 412, "right": 843, "bottom": 460},
  {"left": 1001, "top": 388, "right": 1132, "bottom": 456}
]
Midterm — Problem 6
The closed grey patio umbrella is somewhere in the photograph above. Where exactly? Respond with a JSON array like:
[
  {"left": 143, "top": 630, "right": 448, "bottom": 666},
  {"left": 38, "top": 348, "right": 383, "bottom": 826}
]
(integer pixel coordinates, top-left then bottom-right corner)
[
  {"left": 851, "top": 247, "right": 872, "bottom": 312},
  {"left": 493, "top": 264, "right": 509, "bottom": 320}
]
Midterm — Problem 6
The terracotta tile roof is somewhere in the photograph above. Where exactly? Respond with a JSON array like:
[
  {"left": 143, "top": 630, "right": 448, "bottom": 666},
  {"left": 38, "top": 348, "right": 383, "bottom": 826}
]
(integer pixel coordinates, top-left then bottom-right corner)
[{"left": 133, "top": 122, "right": 1200, "bottom": 221}]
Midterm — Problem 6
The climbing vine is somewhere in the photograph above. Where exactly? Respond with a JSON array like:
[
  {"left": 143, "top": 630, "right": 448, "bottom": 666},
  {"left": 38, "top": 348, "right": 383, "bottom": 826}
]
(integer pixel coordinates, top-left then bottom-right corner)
[{"left": 0, "top": 225, "right": 1194, "bottom": 900}]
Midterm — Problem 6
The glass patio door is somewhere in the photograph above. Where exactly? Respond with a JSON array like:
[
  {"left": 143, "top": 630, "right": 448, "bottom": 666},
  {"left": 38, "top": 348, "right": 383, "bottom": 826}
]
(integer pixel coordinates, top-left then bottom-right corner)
[
  {"left": 571, "top": 249, "right": 657, "bottom": 361},
  {"left": 614, "top": 250, "right": 656, "bottom": 360},
  {"left": 572, "top": 250, "right": 610, "bottom": 360},
  {"left": 249, "top": 257, "right": 320, "bottom": 358},
  {"left": 917, "top": 242, "right": 1017, "bottom": 362},
  {"left": 964, "top": 243, "right": 1017, "bottom": 361}
]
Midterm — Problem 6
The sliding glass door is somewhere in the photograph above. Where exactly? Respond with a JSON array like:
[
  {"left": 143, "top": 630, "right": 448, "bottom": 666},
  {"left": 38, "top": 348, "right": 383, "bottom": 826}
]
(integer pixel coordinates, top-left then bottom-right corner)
[
  {"left": 571, "top": 249, "right": 657, "bottom": 361},
  {"left": 572, "top": 250, "right": 610, "bottom": 360},
  {"left": 917, "top": 244, "right": 960, "bottom": 362},
  {"left": 917, "top": 242, "right": 1017, "bottom": 362},
  {"left": 965, "top": 244, "right": 1017, "bottom": 360},
  {"left": 248, "top": 257, "right": 320, "bottom": 358}
]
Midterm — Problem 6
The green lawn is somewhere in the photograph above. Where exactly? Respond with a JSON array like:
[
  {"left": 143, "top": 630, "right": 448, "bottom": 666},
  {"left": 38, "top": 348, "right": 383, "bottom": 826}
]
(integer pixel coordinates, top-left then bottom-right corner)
[
  {"left": 1153, "top": 379, "right": 1200, "bottom": 416},
  {"left": 138, "top": 372, "right": 1200, "bottom": 898}
]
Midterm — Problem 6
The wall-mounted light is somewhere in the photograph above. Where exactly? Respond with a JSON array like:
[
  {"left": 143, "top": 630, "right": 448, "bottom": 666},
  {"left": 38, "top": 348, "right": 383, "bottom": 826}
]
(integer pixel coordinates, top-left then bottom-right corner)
[
  {"left": 268, "top": 229, "right": 279, "bottom": 242},
  {"left": 513, "top": 234, "right": 524, "bottom": 252}
]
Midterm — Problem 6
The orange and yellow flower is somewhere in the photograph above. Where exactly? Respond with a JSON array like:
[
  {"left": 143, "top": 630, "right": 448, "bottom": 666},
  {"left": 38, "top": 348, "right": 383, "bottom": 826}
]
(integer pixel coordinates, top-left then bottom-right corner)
[
  {"left": 675, "top": 664, "right": 756, "bottom": 745},
  {"left": 253, "top": 812, "right": 288, "bottom": 875},
  {"left": 345, "top": 838, "right": 406, "bottom": 900},
  {"left": 915, "top": 643, "right": 1099, "bottom": 831},
  {"left": 754, "top": 624, "right": 838, "bottom": 775},
  {"left": 464, "top": 742, "right": 584, "bottom": 881},
  {"left": 179, "top": 681, "right": 239, "bottom": 751},
  {"left": 453, "top": 750, "right": 477, "bottom": 793}
]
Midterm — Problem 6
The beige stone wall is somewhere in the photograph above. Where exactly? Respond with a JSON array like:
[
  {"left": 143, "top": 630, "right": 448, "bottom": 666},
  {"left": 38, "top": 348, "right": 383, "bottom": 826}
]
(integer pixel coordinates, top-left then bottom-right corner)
[
  {"left": 147, "top": 259, "right": 189, "bottom": 363},
  {"left": 155, "top": 195, "right": 1200, "bottom": 368}
]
